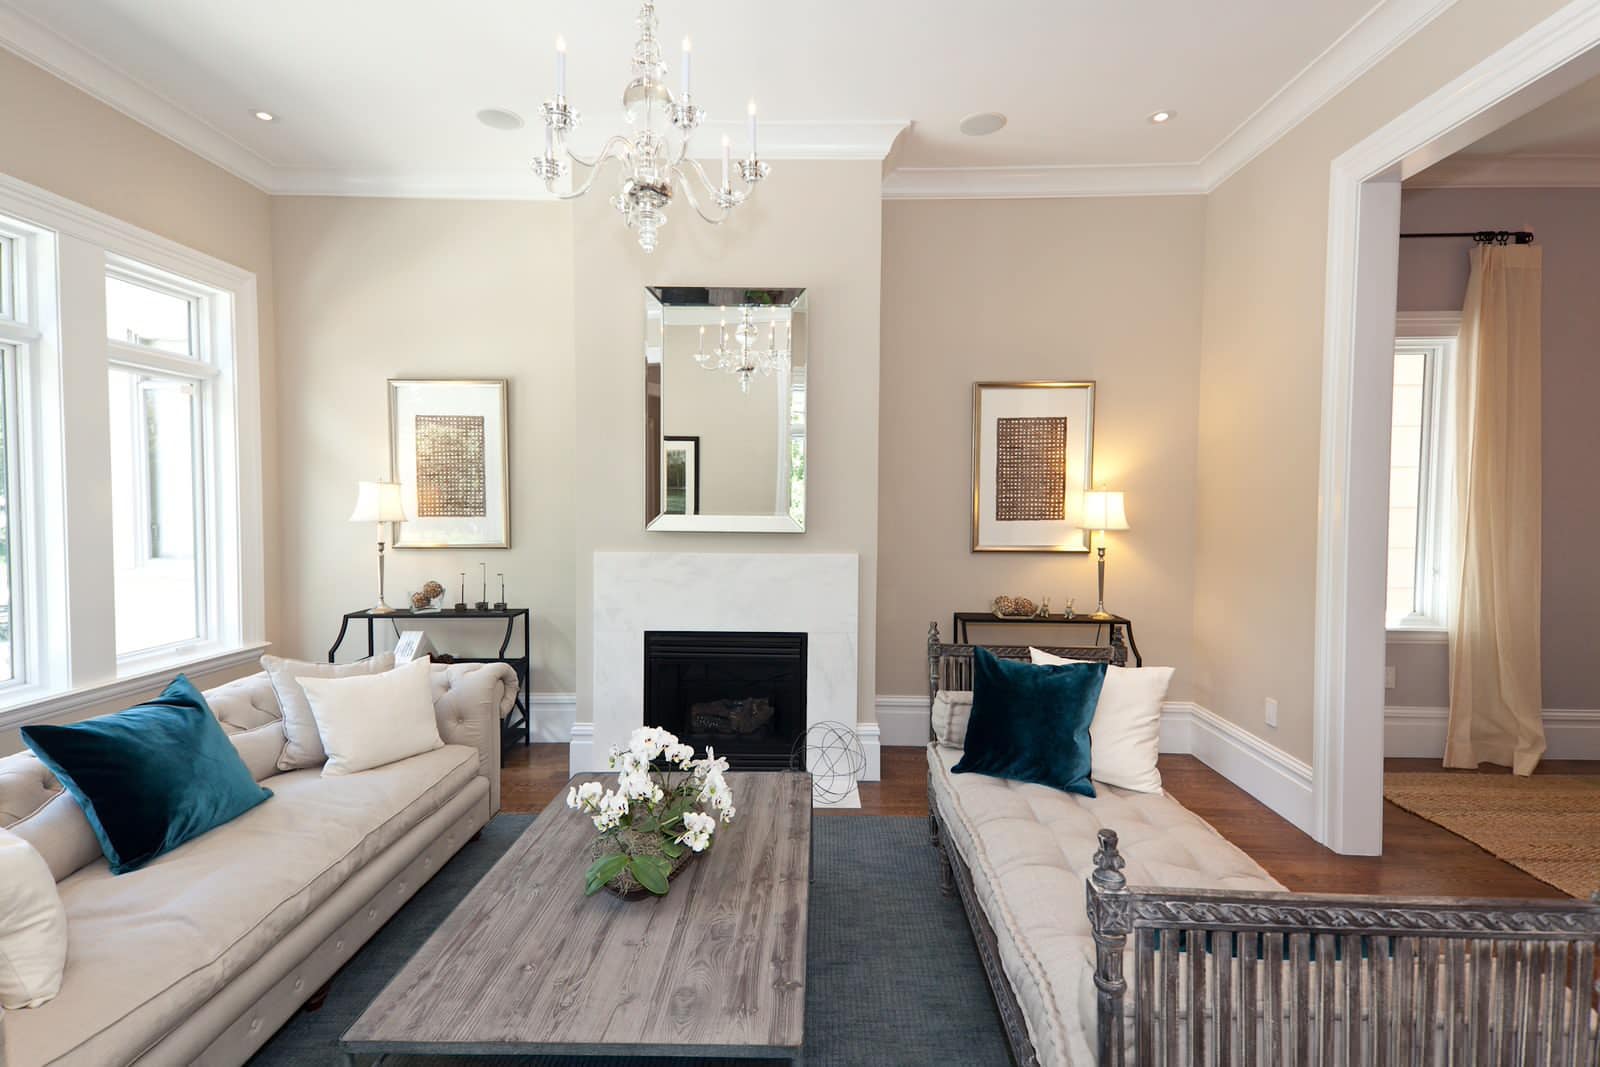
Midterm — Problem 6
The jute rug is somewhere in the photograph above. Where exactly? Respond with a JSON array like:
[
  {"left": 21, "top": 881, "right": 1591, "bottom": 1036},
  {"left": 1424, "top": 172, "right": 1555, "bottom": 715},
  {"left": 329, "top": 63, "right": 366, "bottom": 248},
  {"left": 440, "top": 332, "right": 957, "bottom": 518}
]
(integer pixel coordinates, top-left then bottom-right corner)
[{"left": 1384, "top": 772, "right": 1600, "bottom": 899}]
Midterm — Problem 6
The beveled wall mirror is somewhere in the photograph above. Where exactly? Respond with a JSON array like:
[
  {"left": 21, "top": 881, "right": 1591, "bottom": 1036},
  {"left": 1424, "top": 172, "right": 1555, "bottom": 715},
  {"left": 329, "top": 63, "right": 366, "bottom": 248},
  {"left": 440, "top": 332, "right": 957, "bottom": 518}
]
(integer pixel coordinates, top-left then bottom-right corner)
[{"left": 645, "top": 287, "right": 807, "bottom": 532}]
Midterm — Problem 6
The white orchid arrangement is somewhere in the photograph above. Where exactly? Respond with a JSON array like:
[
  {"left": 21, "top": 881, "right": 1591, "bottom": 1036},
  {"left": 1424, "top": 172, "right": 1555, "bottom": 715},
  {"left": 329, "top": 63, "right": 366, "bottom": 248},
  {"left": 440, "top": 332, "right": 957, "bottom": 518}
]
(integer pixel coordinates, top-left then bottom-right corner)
[{"left": 567, "top": 726, "right": 736, "bottom": 896}]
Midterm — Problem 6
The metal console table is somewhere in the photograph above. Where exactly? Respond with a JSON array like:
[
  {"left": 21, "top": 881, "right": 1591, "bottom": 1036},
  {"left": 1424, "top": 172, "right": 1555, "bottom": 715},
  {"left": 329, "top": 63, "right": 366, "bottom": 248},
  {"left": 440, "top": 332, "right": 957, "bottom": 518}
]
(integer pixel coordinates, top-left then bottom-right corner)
[
  {"left": 951, "top": 611, "right": 1142, "bottom": 667},
  {"left": 329, "top": 607, "right": 532, "bottom": 756}
]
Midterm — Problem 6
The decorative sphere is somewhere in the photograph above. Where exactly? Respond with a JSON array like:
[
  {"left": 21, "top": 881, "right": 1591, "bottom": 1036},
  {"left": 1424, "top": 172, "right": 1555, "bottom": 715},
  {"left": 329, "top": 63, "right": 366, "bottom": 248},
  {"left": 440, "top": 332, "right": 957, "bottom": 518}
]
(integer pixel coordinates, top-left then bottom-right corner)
[
  {"left": 410, "top": 591, "right": 432, "bottom": 611},
  {"left": 422, "top": 580, "right": 445, "bottom": 599},
  {"left": 790, "top": 721, "right": 866, "bottom": 804}
]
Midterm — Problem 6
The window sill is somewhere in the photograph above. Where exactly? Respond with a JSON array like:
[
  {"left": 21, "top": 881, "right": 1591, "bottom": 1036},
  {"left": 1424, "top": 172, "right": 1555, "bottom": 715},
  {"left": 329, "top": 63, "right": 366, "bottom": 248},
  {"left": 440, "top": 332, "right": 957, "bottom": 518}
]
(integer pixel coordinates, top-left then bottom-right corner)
[
  {"left": 1386, "top": 627, "right": 1448, "bottom": 645},
  {"left": 0, "top": 641, "right": 270, "bottom": 732}
]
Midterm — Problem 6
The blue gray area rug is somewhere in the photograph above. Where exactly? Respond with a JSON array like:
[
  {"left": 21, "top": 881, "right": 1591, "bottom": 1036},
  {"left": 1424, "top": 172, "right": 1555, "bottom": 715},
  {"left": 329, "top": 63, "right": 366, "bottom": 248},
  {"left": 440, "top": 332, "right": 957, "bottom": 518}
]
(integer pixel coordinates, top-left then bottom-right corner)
[{"left": 250, "top": 814, "right": 1012, "bottom": 1066}]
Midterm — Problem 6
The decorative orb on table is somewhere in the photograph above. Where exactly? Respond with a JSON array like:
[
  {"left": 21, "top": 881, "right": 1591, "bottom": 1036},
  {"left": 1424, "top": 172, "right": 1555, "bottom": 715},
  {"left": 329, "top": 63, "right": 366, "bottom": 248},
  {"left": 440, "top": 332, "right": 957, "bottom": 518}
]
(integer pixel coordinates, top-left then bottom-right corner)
[{"left": 789, "top": 721, "right": 866, "bottom": 804}]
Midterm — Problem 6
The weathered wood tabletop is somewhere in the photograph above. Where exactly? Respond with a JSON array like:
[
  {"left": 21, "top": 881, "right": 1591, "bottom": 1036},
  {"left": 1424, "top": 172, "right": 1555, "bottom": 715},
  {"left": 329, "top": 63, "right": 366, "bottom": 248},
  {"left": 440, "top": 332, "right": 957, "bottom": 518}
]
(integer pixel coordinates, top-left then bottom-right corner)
[{"left": 342, "top": 771, "right": 812, "bottom": 1063}]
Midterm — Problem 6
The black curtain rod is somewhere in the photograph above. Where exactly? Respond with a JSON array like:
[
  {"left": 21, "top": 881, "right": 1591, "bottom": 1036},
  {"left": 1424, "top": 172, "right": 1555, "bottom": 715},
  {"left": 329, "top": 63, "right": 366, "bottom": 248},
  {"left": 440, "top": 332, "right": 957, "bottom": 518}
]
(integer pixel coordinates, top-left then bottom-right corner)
[{"left": 1399, "top": 230, "right": 1535, "bottom": 245}]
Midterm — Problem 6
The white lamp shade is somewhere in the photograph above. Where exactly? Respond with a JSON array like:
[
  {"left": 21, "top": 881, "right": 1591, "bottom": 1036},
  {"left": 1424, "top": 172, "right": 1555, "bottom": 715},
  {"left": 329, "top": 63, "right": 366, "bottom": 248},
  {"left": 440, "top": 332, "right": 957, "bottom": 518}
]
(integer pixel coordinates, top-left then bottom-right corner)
[
  {"left": 1081, "top": 490, "right": 1129, "bottom": 532},
  {"left": 349, "top": 480, "right": 406, "bottom": 524}
]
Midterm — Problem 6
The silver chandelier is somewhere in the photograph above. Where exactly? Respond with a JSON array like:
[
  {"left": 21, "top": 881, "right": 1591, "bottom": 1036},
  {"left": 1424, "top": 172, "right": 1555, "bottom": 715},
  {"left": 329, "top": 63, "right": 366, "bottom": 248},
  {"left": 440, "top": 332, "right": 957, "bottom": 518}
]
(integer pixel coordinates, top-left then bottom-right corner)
[
  {"left": 534, "top": 1, "right": 769, "bottom": 254},
  {"left": 694, "top": 307, "right": 791, "bottom": 393}
]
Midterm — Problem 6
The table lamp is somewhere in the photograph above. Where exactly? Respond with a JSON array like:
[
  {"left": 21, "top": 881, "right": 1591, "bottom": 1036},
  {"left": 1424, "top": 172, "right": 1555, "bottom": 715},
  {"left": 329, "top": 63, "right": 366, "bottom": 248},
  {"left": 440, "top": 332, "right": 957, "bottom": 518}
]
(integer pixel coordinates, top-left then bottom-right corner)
[
  {"left": 349, "top": 480, "right": 406, "bottom": 614},
  {"left": 1082, "top": 490, "right": 1129, "bottom": 620}
]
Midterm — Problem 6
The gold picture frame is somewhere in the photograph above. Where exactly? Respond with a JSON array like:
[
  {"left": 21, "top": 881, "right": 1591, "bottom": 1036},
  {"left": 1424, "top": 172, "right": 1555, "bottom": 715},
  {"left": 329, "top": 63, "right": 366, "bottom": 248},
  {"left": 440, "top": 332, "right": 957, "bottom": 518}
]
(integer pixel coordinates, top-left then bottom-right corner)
[
  {"left": 971, "top": 381, "right": 1095, "bottom": 553},
  {"left": 388, "top": 378, "right": 511, "bottom": 548}
]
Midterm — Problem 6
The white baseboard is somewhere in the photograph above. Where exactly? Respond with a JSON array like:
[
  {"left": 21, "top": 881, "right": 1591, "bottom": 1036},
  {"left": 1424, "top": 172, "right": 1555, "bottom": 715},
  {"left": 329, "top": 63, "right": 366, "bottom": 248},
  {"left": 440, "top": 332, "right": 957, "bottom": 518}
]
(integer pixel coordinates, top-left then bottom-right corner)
[
  {"left": 528, "top": 692, "right": 577, "bottom": 744},
  {"left": 1385, "top": 706, "right": 1600, "bottom": 759},
  {"left": 873, "top": 694, "right": 1315, "bottom": 837},
  {"left": 875, "top": 696, "right": 932, "bottom": 746},
  {"left": 568, "top": 722, "right": 596, "bottom": 776},
  {"left": 856, "top": 722, "right": 882, "bottom": 783},
  {"left": 563, "top": 719, "right": 882, "bottom": 783},
  {"left": 1161, "top": 702, "right": 1316, "bottom": 837}
]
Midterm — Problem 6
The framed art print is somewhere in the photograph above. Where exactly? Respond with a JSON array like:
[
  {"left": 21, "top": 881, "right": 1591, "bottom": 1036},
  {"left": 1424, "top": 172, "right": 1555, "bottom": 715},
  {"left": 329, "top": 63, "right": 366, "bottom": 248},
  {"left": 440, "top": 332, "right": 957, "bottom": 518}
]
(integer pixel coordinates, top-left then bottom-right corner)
[
  {"left": 662, "top": 435, "right": 701, "bottom": 516},
  {"left": 389, "top": 379, "right": 510, "bottom": 548},
  {"left": 971, "top": 381, "right": 1095, "bottom": 552}
]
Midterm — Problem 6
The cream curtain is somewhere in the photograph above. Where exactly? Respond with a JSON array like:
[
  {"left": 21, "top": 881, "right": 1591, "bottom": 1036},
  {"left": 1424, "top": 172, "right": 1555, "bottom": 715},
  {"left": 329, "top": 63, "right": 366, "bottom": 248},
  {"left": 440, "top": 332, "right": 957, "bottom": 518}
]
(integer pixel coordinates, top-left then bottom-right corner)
[{"left": 1444, "top": 244, "right": 1544, "bottom": 774}]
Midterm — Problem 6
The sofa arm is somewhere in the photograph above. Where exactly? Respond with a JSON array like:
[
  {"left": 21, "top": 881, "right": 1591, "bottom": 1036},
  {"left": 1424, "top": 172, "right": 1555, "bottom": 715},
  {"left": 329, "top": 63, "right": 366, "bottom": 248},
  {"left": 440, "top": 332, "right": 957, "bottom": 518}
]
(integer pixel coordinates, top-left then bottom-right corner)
[{"left": 430, "top": 662, "right": 516, "bottom": 813}]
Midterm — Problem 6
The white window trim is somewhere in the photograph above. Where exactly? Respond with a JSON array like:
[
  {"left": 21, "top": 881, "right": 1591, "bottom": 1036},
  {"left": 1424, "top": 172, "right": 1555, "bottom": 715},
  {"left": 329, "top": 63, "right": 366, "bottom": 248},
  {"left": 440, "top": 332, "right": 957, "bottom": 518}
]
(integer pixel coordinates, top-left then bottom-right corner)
[
  {"left": 0, "top": 171, "right": 266, "bottom": 726},
  {"left": 1388, "top": 311, "right": 1459, "bottom": 637}
]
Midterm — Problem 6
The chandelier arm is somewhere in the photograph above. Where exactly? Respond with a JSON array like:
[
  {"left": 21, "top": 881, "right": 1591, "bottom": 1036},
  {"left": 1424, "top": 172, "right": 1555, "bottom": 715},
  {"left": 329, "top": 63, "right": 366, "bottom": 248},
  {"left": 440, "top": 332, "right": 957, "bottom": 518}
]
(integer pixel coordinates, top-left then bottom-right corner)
[
  {"left": 546, "top": 137, "right": 636, "bottom": 200},
  {"left": 673, "top": 158, "right": 754, "bottom": 224}
]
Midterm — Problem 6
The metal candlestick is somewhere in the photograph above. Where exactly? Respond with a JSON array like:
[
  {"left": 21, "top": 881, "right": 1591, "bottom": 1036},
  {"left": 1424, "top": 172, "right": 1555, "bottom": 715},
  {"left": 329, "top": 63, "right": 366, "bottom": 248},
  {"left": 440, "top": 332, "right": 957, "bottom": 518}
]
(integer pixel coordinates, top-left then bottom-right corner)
[
  {"left": 494, "top": 573, "right": 507, "bottom": 611},
  {"left": 454, "top": 571, "right": 467, "bottom": 612}
]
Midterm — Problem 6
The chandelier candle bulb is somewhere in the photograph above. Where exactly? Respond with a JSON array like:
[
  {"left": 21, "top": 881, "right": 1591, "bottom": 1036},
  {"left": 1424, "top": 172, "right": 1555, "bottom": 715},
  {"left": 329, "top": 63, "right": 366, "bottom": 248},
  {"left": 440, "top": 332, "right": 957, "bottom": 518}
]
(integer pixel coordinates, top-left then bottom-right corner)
[
  {"left": 555, "top": 36, "right": 566, "bottom": 99},
  {"left": 681, "top": 37, "right": 691, "bottom": 96},
  {"left": 721, "top": 134, "right": 731, "bottom": 190},
  {"left": 748, "top": 99, "right": 758, "bottom": 156}
]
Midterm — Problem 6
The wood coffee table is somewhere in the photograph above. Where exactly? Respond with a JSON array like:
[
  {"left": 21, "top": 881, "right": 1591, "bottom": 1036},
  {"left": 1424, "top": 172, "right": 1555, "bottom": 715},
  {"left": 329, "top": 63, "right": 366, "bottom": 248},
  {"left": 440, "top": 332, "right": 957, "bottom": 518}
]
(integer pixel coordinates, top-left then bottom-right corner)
[{"left": 342, "top": 771, "right": 812, "bottom": 1064}]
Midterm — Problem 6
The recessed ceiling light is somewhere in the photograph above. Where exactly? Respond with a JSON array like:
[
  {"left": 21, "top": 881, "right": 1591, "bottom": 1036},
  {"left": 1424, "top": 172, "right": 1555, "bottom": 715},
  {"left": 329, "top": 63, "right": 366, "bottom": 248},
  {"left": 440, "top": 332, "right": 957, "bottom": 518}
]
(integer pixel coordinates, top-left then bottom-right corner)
[
  {"left": 253, "top": 110, "right": 276, "bottom": 122},
  {"left": 959, "top": 112, "right": 1008, "bottom": 137},
  {"left": 1148, "top": 110, "right": 1175, "bottom": 124},
  {"left": 476, "top": 108, "right": 525, "bottom": 131}
]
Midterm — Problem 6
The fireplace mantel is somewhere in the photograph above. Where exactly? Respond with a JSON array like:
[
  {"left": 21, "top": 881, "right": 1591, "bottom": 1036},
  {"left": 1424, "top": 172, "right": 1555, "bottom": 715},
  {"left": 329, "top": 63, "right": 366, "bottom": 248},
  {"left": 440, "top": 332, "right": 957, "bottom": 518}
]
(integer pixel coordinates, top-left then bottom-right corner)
[{"left": 580, "top": 552, "right": 860, "bottom": 778}]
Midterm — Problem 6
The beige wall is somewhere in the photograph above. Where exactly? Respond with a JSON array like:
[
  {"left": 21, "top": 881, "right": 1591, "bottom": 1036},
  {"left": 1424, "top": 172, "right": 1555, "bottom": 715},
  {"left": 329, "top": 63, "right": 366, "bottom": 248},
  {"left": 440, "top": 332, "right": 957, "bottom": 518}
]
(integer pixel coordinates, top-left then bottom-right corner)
[
  {"left": 1387, "top": 186, "right": 1600, "bottom": 712},
  {"left": 1192, "top": 0, "right": 1570, "bottom": 762},
  {"left": 877, "top": 197, "right": 1207, "bottom": 697},
  {"left": 0, "top": 49, "right": 280, "bottom": 752},
  {"left": 269, "top": 197, "right": 577, "bottom": 691},
  {"left": 574, "top": 161, "right": 883, "bottom": 724}
]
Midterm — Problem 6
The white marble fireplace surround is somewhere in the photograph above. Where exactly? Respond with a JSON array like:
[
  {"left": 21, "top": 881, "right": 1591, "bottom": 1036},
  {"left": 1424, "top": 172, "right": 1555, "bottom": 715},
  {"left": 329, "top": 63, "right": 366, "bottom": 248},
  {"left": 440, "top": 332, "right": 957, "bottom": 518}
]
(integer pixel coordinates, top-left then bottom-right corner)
[{"left": 578, "top": 551, "right": 867, "bottom": 781}]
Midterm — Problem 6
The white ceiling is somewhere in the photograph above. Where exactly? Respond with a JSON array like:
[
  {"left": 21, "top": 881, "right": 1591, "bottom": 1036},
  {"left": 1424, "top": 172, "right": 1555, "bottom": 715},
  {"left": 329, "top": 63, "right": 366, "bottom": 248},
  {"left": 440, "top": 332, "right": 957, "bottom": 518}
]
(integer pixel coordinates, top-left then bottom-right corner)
[
  {"left": 1458, "top": 73, "right": 1600, "bottom": 157},
  {"left": 1407, "top": 69, "right": 1600, "bottom": 188},
  {"left": 0, "top": 0, "right": 1461, "bottom": 198}
]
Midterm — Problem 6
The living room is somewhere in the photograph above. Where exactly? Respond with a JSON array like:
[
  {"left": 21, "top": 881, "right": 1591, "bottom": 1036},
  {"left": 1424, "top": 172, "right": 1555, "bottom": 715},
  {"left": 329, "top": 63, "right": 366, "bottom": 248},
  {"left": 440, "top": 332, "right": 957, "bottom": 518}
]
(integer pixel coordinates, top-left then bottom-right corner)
[{"left": 2, "top": 2, "right": 1599, "bottom": 1064}]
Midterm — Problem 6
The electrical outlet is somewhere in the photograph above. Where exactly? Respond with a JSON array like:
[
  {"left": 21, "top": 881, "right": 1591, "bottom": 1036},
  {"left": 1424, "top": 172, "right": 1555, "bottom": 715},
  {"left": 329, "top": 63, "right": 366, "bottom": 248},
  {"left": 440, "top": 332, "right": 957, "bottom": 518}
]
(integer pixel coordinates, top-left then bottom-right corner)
[
  {"left": 1385, "top": 666, "right": 1397, "bottom": 690},
  {"left": 1264, "top": 697, "right": 1278, "bottom": 728}
]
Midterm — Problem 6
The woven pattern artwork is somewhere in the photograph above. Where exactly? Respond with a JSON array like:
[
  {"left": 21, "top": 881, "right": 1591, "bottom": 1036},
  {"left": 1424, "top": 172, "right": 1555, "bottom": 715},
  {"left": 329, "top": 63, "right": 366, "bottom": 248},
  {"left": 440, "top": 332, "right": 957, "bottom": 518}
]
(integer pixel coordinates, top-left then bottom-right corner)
[
  {"left": 994, "top": 416, "right": 1068, "bottom": 522},
  {"left": 414, "top": 414, "right": 487, "bottom": 517}
]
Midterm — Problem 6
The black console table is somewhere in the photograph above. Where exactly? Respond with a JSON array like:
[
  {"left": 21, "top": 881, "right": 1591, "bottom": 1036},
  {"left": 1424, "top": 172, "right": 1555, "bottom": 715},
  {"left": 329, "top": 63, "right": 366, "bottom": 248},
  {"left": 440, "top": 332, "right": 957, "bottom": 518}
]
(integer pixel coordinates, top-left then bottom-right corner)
[
  {"left": 951, "top": 611, "right": 1142, "bottom": 668},
  {"left": 329, "top": 607, "right": 532, "bottom": 754}
]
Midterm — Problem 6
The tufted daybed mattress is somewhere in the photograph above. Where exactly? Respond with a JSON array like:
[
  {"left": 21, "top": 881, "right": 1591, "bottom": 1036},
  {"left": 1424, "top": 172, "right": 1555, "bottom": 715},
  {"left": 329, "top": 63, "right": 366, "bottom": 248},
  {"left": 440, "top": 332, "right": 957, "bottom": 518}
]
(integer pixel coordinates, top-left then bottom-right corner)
[
  {"left": 0, "top": 662, "right": 516, "bottom": 1067},
  {"left": 927, "top": 743, "right": 1284, "bottom": 1066}
]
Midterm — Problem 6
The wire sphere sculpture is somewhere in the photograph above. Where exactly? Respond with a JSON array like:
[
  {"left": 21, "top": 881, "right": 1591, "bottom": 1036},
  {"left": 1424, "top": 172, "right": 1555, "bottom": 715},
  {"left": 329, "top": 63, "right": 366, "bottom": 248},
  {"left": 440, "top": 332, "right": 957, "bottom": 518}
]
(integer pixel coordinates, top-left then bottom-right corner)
[{"left": 790, "top": 721, "right": 866, "bottom": 804}]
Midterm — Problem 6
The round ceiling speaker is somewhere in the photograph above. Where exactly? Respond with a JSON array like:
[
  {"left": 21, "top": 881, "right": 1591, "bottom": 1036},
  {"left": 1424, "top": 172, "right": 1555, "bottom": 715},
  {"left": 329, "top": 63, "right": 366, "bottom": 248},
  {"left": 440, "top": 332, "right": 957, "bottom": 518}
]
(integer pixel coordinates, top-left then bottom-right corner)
[
  {"left": 476, "top": 108, "right": 525, "bottom": 131},
  {"left": 958, "top": 112, "right": 1008, "bottom": 137}
]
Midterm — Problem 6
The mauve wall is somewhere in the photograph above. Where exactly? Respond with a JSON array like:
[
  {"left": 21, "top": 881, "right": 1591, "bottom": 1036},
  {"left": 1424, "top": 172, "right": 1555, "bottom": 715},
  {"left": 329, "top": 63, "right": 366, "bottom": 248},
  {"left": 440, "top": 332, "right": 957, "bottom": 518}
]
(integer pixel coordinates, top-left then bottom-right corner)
[{"left": 1390, "top": 186, "right": 1600, "bottom": 712}]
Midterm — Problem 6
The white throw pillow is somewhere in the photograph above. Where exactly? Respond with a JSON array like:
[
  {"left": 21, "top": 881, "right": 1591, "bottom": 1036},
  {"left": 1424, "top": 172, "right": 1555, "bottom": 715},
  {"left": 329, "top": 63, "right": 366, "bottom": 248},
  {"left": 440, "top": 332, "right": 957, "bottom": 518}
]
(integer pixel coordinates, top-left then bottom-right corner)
[
  {"left": 931, "top": 690, "right": 974, "bottom": 749},
  {"left": 299, "top": 657, "right": 443, "bottom": 776},
  {"left": 1031, "top": 648, "right": 1174, "bottom": 794},
  {"left": 0, "top": 827, "right": 68, "bottom": 1009},
  {"left": 263, "top": 653, "right": 396, "bottom": 770}
]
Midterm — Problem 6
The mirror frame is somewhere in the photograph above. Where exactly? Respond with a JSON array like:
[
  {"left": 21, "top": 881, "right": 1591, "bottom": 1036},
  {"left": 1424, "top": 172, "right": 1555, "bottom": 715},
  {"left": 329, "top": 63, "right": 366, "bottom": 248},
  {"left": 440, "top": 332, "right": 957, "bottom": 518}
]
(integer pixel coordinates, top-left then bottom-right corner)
[{"left": 644, "top": 286, "right": 808, "bottom": 533}]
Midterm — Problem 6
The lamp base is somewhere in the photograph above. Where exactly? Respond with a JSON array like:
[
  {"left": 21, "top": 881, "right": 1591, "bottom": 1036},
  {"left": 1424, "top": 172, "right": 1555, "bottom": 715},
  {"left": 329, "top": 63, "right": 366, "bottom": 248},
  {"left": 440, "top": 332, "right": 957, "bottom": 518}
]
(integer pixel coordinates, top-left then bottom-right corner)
[
  {"left": 369, "top": 598, "right": 399, "bottom": 615},
  {"left": 1088, "top": 610, "right": 1117, "bottom": 621}
]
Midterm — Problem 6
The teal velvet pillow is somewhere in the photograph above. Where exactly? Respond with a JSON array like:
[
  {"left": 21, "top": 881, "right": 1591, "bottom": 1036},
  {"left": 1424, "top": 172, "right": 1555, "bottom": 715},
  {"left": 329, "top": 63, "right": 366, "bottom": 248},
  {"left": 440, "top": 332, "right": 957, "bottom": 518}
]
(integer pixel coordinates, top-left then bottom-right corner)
[
  {"left": 20, "top": 675, "right": 272, "bottom": 875},
  {"left": 952, "top": 649, "right": 1107, "bottom": 797}
]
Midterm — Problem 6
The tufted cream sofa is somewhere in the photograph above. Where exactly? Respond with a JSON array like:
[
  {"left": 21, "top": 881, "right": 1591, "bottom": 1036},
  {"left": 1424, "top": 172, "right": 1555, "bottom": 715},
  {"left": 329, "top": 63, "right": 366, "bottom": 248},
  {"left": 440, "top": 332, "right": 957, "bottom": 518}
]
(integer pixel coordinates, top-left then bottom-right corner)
[
  {"left": 927, "top": 736, "right": 1283, "bottom": 1067},
  {"left": 0, "top": 660, "right": 516, "bottom": 1067}
]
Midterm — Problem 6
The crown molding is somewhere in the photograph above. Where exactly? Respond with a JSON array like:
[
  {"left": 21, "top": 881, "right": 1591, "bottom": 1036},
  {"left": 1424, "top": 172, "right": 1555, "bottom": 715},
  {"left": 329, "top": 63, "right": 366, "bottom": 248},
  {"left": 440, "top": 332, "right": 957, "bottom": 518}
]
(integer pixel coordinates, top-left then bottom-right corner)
[
  {"left": 880, "top": 162, "right": 1205, "bottom": 199},
  {"left": 1405, "top": 153, "right": 1600, "bottom": 188},
  {"left": 1197, "top": 0, "right": 1460, "bottom": 189},
  {"left": 0, "top": 3, "right": 276, "bottom": 191}
]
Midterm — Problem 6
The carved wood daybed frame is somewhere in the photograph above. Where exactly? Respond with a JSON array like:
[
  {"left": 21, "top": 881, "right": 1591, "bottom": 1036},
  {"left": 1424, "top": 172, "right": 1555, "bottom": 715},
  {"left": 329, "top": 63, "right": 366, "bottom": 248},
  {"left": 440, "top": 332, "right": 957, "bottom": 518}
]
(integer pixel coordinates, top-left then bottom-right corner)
[{"left": 925, "top": 625, "right": 1600, "bottom": 1066}]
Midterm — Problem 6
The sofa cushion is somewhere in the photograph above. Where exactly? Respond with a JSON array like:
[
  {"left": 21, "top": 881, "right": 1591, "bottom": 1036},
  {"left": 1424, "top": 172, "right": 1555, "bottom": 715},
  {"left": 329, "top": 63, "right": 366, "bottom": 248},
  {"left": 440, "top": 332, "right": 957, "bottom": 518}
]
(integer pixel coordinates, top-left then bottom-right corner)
[
  {"left": 0, "top": 827, "right": 66, "bottom": 1009},
  {"left": 953, "top": 650, "right": 1105, "bottom": 798},
  {"left": 3, "top": 743, "right": 480, "bottom": 1067},
  {"left": 263, "top": 653, "right": 395, "bottom": 770},
  {"left": 928, "top": 744, "right": 1282, "bottom": 1066},
  {"left": 931, "top": 689, "right": 972, "bottom": 749},
  {"left": 301, "top": 657, "right": 443, "bottom": 775},
  {"left": 20, "top": 677, "right": 273, "bottom": 874}
]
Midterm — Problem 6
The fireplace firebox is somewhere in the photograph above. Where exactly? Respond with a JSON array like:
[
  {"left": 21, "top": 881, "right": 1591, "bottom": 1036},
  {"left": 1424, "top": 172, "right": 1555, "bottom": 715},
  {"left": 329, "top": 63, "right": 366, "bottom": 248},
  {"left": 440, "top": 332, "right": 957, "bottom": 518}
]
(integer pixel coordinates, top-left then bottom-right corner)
[{"left": 643, "top": 631, "right": 806, "bottom": 771}]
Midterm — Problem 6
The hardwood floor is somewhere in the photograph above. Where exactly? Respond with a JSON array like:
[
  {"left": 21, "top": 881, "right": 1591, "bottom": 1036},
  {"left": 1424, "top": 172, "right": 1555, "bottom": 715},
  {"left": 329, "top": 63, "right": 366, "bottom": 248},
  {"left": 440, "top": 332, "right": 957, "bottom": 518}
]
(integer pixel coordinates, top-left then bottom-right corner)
[{"left": 502, "top": 744, "right": 1598, "bottom": 899}]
